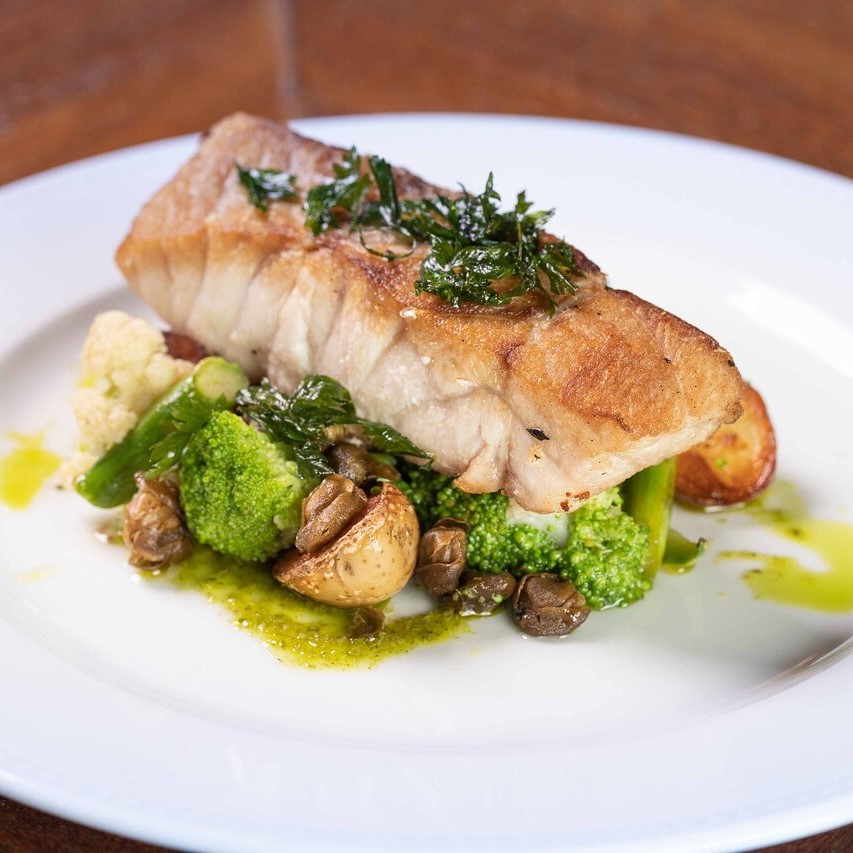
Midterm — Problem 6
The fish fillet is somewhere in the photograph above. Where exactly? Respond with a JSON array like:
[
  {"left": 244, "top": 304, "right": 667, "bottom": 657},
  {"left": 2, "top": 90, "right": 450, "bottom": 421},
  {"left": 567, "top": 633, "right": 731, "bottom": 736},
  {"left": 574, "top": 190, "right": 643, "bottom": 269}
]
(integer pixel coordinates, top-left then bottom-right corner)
[{"left": 117, "top": 113, "right": 743, "bottom": 513}]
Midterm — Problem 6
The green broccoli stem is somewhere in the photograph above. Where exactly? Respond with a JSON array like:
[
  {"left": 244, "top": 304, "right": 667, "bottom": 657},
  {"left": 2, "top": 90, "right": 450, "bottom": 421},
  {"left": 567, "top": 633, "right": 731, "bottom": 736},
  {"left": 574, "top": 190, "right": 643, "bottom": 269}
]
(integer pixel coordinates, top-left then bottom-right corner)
[
  {"left": 622, "top": 458, "right": 675, "bottom": 578},
  {"left": 75, "top": 356, "right": 249, "bottom": 509}
]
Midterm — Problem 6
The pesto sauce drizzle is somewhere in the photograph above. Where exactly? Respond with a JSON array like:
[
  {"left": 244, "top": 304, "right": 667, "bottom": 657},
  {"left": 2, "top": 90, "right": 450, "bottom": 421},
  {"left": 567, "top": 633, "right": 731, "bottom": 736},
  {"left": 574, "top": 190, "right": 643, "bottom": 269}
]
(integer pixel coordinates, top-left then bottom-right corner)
[
  {"left": 156, "top": 547, "right": 468, "bottom": 669},
  {"left": 719, "top": 481, "right": 853, "bottom": 613},
  {"left": 0, "top": 433, "right": 61, "bottom": 509}
]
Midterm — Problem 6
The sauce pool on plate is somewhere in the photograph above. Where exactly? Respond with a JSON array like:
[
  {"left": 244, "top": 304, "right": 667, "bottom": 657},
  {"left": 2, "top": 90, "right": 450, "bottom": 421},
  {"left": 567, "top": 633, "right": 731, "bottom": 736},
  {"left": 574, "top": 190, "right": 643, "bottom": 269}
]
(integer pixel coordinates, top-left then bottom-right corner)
[
  {"left": 0, "top": 433, "right": 60, "bottom": 510},
  {"left": 720, "top": 481, "right": 853, "bottom": 613},
  {"left": 150, "top": 546, "right": 468, "bottom": 668}
]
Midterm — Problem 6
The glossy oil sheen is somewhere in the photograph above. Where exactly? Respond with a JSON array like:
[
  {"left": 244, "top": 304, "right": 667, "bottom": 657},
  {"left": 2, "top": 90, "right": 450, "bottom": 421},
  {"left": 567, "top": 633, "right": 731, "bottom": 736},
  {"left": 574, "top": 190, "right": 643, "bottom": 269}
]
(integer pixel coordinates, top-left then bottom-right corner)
[
  {"left": 722, "top": 481, "right": 853, "bottom": 612},
  {"left": 0, "top": 433, "right": 61, "bottom": 509},
  {"left": 156, "top": 547, "right": 468, "bottom": 668}
]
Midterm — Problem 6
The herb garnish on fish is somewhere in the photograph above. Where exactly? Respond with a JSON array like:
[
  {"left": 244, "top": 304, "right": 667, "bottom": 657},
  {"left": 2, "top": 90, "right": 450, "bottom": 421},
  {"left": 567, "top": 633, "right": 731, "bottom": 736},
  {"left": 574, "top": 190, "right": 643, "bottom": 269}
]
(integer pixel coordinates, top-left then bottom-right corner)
[
  {"left": 237, "top": 150, "right": 580, "bottom": 313},
  {"left": 402, "top": 173, "right": 579, "bottom": 312},
  {"left": 303, "top": 147, "right": 372, "bottom": 235},
  {"left": 236, "top": 164, "right": 297, "bottom": 212}
]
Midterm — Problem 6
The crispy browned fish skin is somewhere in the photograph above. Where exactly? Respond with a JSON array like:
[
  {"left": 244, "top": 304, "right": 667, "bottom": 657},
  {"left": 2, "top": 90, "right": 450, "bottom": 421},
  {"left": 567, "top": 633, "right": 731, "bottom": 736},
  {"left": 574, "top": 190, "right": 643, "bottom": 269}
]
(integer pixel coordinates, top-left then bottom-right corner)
[{"left": 117, "top": 113, "right": 743, "bottom": 513}]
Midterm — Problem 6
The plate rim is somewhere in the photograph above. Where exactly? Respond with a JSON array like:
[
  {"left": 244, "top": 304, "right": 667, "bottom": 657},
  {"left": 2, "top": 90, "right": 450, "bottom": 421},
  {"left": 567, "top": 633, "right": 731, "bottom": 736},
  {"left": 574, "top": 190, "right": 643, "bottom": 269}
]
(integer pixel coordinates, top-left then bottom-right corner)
[{"left": 1, "top": 112, "right": 852, "bottom": 853}]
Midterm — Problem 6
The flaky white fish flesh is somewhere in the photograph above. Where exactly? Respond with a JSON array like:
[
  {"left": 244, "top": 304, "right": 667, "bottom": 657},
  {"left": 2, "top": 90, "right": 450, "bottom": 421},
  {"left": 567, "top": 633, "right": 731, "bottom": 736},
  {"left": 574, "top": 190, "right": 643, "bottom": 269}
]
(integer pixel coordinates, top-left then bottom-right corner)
[{"left": 117, "top": 113, "right": 743, "bottom": 512}]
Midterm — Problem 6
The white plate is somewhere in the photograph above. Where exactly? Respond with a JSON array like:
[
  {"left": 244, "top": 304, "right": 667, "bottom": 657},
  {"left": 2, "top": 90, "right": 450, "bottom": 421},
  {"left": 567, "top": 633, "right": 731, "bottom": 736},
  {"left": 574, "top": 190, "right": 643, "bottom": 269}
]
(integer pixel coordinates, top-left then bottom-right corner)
[{"left": 1, "top": 115, "right": 852, "bottom": 853}]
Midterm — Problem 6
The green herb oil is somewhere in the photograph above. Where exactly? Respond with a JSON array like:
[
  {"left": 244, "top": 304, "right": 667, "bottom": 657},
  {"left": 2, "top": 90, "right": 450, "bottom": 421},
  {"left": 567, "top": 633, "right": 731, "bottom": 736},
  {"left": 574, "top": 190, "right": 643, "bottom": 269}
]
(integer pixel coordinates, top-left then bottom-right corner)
[
  {"left": 0, "top": 433, "right": 60, "bottom": 509},
  {"left": 155, "top": 547, "right": 468, "bottom": 669},
  {"left": 720, "top": 482, "right": 853, "bottom": 612}
]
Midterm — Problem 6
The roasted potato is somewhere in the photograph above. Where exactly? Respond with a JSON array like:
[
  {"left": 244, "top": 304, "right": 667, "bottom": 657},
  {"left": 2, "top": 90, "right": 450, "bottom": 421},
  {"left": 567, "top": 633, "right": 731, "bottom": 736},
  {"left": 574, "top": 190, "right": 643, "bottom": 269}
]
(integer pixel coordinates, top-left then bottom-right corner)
[
  {"left": 675, "top": 384, "right": 776, "bottom": 507},
  {"left": 274, "top": 483, "right": 419, "bottom": 606}
]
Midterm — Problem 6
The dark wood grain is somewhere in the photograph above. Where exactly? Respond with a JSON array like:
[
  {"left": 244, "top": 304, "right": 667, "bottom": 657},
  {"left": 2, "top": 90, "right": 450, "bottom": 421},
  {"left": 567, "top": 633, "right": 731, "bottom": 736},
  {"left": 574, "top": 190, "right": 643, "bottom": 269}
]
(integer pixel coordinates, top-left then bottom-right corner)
[
  {"left": 0, "top": 0, "right": 279, "bottom": 186},
  {"left": 286, "top": 0, "right": 853, "bottom": 178},
  {"left": 1, "top": 0, "right": 851, "bottom": 185},
  {"left": 1, "top": 1, "right": 851, "bottom": 851}
]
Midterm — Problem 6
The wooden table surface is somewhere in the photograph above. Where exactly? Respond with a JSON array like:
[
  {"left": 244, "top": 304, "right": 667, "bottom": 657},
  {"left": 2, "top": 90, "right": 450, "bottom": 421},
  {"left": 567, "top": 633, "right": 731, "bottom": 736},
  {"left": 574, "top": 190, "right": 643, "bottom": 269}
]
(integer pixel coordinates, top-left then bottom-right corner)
[{"left": 1, "top": 1, "right": 851, "bottom": 850}]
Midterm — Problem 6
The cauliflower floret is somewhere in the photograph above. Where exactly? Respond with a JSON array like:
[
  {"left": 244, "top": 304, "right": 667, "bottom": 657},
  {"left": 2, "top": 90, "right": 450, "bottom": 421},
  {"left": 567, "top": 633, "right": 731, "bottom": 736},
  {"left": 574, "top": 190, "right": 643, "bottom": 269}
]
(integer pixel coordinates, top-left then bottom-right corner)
[
  {"left": 60, "top": 312, "right": 193, "bottom": 486},
  {"left": 71, "top": 388, "right": 139, "bottom": 459},
  {"left": 80, "top": 311, "right": 192, "bottom": 413}
]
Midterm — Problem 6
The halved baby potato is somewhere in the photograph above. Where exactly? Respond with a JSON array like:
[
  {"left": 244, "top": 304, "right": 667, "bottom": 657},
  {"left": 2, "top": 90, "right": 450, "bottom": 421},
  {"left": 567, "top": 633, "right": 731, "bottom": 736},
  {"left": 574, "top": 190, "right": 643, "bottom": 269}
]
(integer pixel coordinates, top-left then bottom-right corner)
[
  {"left": 675, "top": 384, "right": 776, "bottom": 507},
  {"left": 273, "top": 482, "right": 419, "bottom": 606}
]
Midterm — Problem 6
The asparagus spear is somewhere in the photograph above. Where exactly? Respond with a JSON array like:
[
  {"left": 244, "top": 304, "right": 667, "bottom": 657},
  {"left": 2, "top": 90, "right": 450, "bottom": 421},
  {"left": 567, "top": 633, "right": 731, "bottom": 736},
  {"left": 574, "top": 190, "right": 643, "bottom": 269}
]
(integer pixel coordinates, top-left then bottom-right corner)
[
  {"left": 622, "top": 458, "right": 676, "bottom": 578},
  {"left": 624, "top": 457, "right": 709, "bottom": 576},
  {"left": 662, "top": 528, "right": 707, "bottom": 573},
  {"left": 75, "top": 356, "right": 249, "bottom": 508}
]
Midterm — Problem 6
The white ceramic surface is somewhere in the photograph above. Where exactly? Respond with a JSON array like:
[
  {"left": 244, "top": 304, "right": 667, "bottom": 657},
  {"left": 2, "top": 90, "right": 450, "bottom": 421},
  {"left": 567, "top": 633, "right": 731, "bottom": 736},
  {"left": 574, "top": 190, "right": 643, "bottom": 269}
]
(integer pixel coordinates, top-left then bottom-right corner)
[{"left": 1, "top": 114, "right": 852, "bottom": 853}]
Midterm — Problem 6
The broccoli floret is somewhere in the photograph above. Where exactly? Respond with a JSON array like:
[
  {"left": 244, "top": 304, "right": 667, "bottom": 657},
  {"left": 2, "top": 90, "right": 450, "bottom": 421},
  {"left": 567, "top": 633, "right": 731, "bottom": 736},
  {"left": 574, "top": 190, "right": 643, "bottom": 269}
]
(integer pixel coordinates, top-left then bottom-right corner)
[
  {"left": 400, "top": 468, "right": 560, "bottom": 573},
  {"left": 398, "top": 464, "right": 447, "bottom": 526},
  {"left": 557, "top": 489, "right": 651, "bottom": 609},
  {"left": 399, "top": 467, "right": 651, "bottom": 609},
  {"left": 180, "top": 411, "right": 315, "bottom": 562}
]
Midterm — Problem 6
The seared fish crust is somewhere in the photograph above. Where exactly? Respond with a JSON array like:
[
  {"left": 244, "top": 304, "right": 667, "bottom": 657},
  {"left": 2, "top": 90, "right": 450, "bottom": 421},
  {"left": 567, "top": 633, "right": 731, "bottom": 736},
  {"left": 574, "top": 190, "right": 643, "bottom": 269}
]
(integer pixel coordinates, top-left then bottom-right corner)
[{"left": 117, "top": 113, "right": 743, "bottom": 512}]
